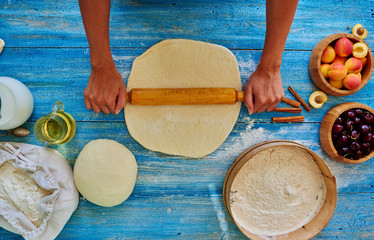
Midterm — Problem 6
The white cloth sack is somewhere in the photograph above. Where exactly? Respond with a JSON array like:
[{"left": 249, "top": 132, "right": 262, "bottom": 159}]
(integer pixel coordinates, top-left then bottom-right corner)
[{"left": 0, "top": 142, "right": 79, "bottom": 240}]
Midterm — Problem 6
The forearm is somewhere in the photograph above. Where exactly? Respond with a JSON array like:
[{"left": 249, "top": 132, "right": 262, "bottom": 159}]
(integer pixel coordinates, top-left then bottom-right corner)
[
  {"left": 78, "top": 0, "right": 114, "bottom": 68},
  {"left": 260, "top": 0, "right": 299, "bottom": 69}
]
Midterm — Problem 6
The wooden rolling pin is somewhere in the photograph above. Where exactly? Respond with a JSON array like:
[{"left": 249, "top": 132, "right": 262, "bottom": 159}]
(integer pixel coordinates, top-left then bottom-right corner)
[
  {"left": 126, "top": 88, "right": 244, "bottom": 105},
  {"left": 126, "top": 88, "right": 297, "bottom": 106}
]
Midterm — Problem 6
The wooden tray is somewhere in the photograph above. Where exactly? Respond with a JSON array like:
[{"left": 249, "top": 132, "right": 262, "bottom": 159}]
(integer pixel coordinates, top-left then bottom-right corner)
[{"left": 223, "top": 140, "right": 337, "bottom": 240}]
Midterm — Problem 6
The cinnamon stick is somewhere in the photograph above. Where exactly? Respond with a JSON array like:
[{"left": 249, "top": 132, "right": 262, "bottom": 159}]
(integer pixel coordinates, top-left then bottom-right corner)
[
  {"left": 281, "top": 97, "right": 301, "bottom": 108},
  {"left": 273, "top": 107, "right": 302, "bottom": 113},
  {"left": 287, "top": 86, "right": 311, "bottom": 112},
  {"left": 272, "top": 116, "right": 305, "bottom": 122}
]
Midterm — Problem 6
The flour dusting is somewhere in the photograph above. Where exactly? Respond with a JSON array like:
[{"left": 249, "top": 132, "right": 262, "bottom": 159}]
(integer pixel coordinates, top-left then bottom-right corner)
[
  {"left": 112, "top": 54, "right": 132, "bottom": 81},
  {"left": 112, "top": 54, "right": 134, "bottom": 62},
  {"left": 237, "top": 55, "right": 256, "bottom": 80},
  {"left": 208, "top": 184, "right": 230, "bottom": 239},
  {"left": 216, "top": 120, "right": 273, "bottom": 159}
]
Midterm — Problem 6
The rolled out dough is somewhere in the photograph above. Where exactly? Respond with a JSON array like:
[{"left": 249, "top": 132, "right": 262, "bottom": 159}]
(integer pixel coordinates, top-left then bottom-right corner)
[
  {"left": 230, "top": 146, "right": 326, "bottom": 236},
  {"left": 125, "top": 39, "right": 242, "bottom": 158}
]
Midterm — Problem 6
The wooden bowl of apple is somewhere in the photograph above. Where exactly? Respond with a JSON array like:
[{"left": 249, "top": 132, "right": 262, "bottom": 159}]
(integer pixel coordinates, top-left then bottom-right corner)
[
  {"left": 309, "top": 32, "right": 374, "bottom": 96},
  {"left": 320, "top": 102, "right": 374, "bottom": 164}
]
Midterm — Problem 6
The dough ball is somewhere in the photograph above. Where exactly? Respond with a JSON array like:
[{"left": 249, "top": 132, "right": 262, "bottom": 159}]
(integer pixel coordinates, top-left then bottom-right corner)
[
  {"left": 73, "top": 139, "right": 137, "bottom": 207},
  {"left": 125, "top": 39, "right": 241, "bottom": 158}
]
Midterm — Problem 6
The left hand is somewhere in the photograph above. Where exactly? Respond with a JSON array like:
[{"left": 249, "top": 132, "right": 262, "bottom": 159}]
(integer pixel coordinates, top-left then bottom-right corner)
[{"left": 244, "top": 64, "right": 284, "bottom": 114}]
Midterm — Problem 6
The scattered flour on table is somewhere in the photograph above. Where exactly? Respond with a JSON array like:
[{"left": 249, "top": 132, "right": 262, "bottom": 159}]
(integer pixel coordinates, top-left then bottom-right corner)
[
  {"left": 112, "top": 54, "right": 134, "bottom": 62},
  {"left": 237, "top": 55, "right": 256, "bottom": 80},
  {"left": 111, "top": 54, "right": 132, "bottom": 80},
  {"left": 208, "top": 184, "right": 230, "bottom": 240},
  {"left": 215, "top": 119, "right": 274, "bottom": 159}
]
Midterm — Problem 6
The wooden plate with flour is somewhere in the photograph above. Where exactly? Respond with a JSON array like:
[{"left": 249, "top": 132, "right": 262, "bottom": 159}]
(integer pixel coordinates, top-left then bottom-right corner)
[{"left": 223, "top": 140, "right": 337, "bottom": 240}]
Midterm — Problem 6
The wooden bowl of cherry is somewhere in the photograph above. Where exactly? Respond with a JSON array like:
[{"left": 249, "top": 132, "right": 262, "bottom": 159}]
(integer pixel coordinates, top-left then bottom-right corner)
[
  {"left": 309, "top": 33, "right": 374, "bottom": 96},
  {"left": 320, "top": 102, "right": 374, "bottom": 164}
]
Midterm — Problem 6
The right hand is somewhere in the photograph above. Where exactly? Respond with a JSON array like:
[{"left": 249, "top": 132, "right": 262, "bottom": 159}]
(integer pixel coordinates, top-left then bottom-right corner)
[
  {"left": 244, "top": 63, "right": 284, "bottom": 114},
  {"left": 84, "top": 64, "right": 127, "bottom": 114}
]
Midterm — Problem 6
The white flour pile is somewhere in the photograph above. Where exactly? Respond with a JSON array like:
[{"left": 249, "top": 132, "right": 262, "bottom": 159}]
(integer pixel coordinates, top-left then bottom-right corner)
[{"left": 230, "top": 145, "right": 326, "bottom": 237}]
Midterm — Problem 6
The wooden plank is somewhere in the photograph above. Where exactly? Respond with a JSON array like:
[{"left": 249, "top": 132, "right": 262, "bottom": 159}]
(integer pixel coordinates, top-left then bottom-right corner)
[
  {"left": 0, "top": 193, "right": 372, "bottom": 239},
  {"left": 0, "top": 0, "right": 373, "bottom": 49},
  {"left": 1, "top": 122, "right": 373, "bottom": 195},
  {"left": 0, "top": 48, "right": 373, "bottom": 123}
]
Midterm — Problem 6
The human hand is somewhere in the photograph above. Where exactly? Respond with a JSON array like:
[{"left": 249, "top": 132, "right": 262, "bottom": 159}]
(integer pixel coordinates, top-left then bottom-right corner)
[
  {"left": 84, "top": 65, "right": 127, "bottom": 114},
  {"left": 244, "top": 64, "right": 284, "bottom": 114}
]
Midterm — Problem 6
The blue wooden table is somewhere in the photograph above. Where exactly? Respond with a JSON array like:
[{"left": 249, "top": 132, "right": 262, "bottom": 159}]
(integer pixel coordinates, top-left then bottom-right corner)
[{"left": 1, "top": 0, "right": 373, "bottom": 239}]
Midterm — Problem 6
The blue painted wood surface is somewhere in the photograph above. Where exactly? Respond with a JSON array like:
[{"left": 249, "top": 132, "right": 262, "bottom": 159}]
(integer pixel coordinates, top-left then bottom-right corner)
[{"left": 0, "top": 0, "right": 373, "bottom": 239}]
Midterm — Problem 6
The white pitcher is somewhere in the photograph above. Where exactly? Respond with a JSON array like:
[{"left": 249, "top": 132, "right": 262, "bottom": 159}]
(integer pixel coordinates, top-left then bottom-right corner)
[{"left": 0, "top": 77, "right": 34, "bottom": 130}]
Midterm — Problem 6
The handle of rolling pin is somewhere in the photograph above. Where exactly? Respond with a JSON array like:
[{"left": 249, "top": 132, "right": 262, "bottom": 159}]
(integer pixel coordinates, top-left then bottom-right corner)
[{"left": 127, "top": 88, "right": 244, "bottom": 105}]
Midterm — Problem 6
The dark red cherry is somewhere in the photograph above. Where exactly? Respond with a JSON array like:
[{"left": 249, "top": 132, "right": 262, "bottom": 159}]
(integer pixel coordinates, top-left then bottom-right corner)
[
  {"left": 354, "top": 108, "right": 363, "bottom": 117},
  {"left": 353, "top": 150, "right": 363, "bottom": 160},
  {"left": 361, "top": 143, "right": 371, "bottom": 155},
  {"left": 338, "top": 147, "right": 349, "bottom": 156},
  {"left": 335, "top": 116, "right": 343, "bottom": 125},
  {"left": 360, "top": 124, "right": 370, "bottom": 135},
  {"left": 337, "top": 135, "right": 349, "bottom": 146},
  {"left": 353, "top": 117, "right": 361, "bottom": 126},
  {"left": 344, "top": 120, "right": 354, "bottom": 131},
  {"left": 363, "top": 133, "right": 373, "bottom": 143},
  {"left": 344, "top": 110, "right": 355, "bottom": 119},
  {"left": 332, "top": 124, "right": 344, "bottom": 135},
  {"left": 363, "top": 113, "right": 374, "bottom": 124},
  {"left": 349, "top": 141, "right": 360, "bottom": 152},
  {"left": 349, "top": 130, "right": 359, "bottom": 140}
]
